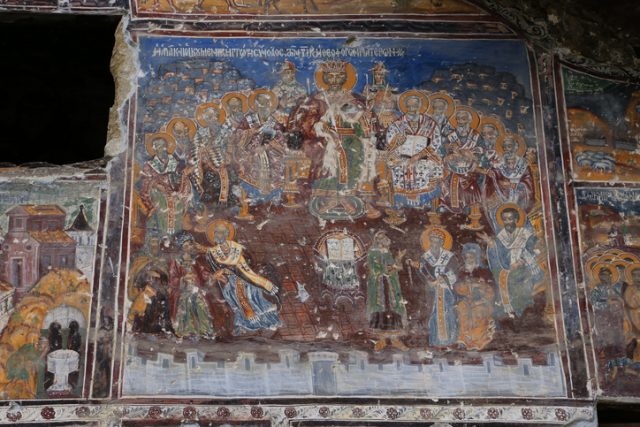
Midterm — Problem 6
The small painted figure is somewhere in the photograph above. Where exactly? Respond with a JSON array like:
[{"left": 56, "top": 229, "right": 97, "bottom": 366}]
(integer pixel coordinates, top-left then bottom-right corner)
[
  {"left": 439, "top": 106, "right": 483, "bottom": 220},
  {"left": 366, "top": 231, "right": 408, "bottom": 351},
  {"left": 127, "top": 268, "right": 172, "bottom": 334},
  {"left": 192, "top": 103, "right": 234, "bottom": 205},
  {"left": 454, "top": 243, "right": 495, "bottom": 350},
  {"left": 173, "top": 273, "right": 216, "bottom": 339},
  {"left": 589, "top": 263, "right": 624, "bottom": 357},
  {"left": 411, "top": 226, "right": 459, "bottom": 348},
  {"left": 484, "top": 133, "right": 535, "bottom": 229},
  {"left": 309, "top": 60, "right": 369, "bottom": 220},
  {"left": 272, "top": 60, "right": 307, "bottom": 122},
  {"left": 623, "top": 264, "right": 640, "bottom": 347},
  {"left": 236, "top": 89, "right": 287, "bottom": 203},
  {"left": 139, "top": 133, "right": 191, "bottom": 237},
  {"left": 385, "top": 90, "right": 442, "bottom": 208},
  {"left": 428, "top": 92, "right": 454, "bottom": 139},
  {"left": 206, "top": 220, "right": 281, "bottom": 335},
  {"left": 480, "top": 203, "right": 544, "bottom": 319}
]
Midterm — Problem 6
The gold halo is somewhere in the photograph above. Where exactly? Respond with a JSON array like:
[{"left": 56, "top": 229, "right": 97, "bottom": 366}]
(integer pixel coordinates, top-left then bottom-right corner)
[
  {"left": 144, "top": 132, "right": 176, "bottom": 156},
  {"left": 624, "top": 262, "right": 640, "bottom": 284},
  {"left": 496, "top": 132, "right": 527, "bottom": 157},
  {"left": 195, "top": 103, "right": 226, "bottom": 127},
  {"left": 450, "top": 105, "right": 481, "bottom": 130},
  {"left": 427, "top": 91, "right": 455, "bottom": 118},
  {"left": 398, "top": 90, "right": 429, "bottom": 114},
  {"left": 598, "top": 254, "right": 615, "bottom": 263},
  {"left": 420, "top": 226, "right": 453, "bottom": 252},
  {"left": 479, "top": 115, "right": 506, "bottom": 146},
  {"left": 206, "top": 219, "right": 236, "bottom": 245},
  {"left": 592, "top": 262, "right": 620, "bottom": 285},
  {"left": 584, "top": 257, "right": 601, "bottom": 279},
  {"left": 616, "top": 252, "right": 640, "bottom": 264},
  {"left": 249, "top": 88, "right": 278, "bottom": 111},
  {"left": 221, "top": 92, "right": 249, "bottom": 114},
  {"left": 612, "top": 259, "right": 630, "bottom": 272},
  {"left": 314, "top": 62, "right": 358, "bottom": 92},
  {"left": 166, "top": 117, "right": 197, "bottom": 140},
  {"left": 495, "top": 203, "right": 526, "bottom": 228},
  {"left": 604, "top": 249, "right": 624, "bottom": 256}
]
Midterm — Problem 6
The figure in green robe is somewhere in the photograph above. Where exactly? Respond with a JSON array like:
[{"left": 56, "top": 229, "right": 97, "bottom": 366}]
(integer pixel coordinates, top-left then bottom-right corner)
[{"left": 366, "top": 231, "right": 408, "bottom": 351}]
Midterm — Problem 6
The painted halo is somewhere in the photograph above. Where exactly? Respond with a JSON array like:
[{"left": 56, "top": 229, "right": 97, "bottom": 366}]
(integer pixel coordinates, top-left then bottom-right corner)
[
  {"left": 249, "top": 88, "right": 278, "bottom": 111},
  {"left": 604, "top": 248, "right": 624, "bottom": 256},
  {"left": 314, "top": 62, "right": 358, "bottom": 92},
  {"left": 496, "top": 131, "right": 527, "bottom": 157},
  {"left": 144, "top": 132, "right": 177, "bottom": 156},
  {"left": 398, "top": 89, "right": 429, "bottom": 114},
  {"left": 166, "top": 117, "right": 197, "bottom": 140},
  {"left": 449, "top": 105, "right": 481, "bottom": 130},
  {"left": 495, "top": 203, "right": 527, "bottom": 228},
  {"left": 195, "top": 102, "right": 226, "bottom": 127},
  {"left": 615, "top": 252, "right": 640, "bottom": 264},
  {"left": 624, "top": 262, "right": 640, "bottom": 284},
  {"left": 612, "top": 259, "right": 630, "bottom": 274},
  {"left": 479, "top": 114, "right": 506, "bottom": 146},
  {"left": 427, "top": 91, "right": 455, "bottom": 118},
  {"left": 420, "top": 226, "right": 453, "bottom": 252},
  {"left": 591, "top": 262, "right": 621, "bottom": 286},
  {"left": 206, "top": 219, "right": 236, "bottom": 244},
  {"left": 221, "top": 92, "right": 249, "bottom": 114}
]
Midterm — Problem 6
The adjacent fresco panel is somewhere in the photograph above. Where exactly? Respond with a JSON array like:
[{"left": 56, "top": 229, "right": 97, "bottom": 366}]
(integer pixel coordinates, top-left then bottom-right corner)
[
  {"left": 0, "top": 177, "right": 105, "bottom": 400},
  {"left": 121, "top": 33, "right": 566, "bottom": 400},
  {"left": 575, "top": 187, "right": 640, "bottom": 397},
  {"left": 563, "top": 67, "right": 640, "bottom": 183},
  {"left": 130, "top": 0, "right": 486, "bottom": 21}
]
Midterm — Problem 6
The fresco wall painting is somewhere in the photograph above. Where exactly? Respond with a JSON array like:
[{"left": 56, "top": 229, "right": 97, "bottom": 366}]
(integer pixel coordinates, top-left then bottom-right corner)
[
  {"left": 561, "top": 66, "right": 640, "bottom": 398},
  {"left": 1, "top": 1, "right": 639, "bottom": 425},
  {"left": 119, "top": 34, "right": 569, "bottom": 400},
  {"left": 0, "top": 176, "right": 105, "bottom": 400}
]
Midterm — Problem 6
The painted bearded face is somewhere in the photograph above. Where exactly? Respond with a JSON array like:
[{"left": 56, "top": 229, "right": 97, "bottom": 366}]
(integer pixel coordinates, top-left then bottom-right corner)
[
  {"left": 214, "top": 225, "right": 229, "bottom": 244},
  {"left": 323, "top": 71, "right": 347, "bottom": 91},
  {"left": 502, "top": 137, "right": 517, "bottom": 155},
  {"left": 227, "top": 97, "right": 243, "bottom": 115},
  {"left": 481, "top": 124, "right": 498, "bottom": 145},
  {"left": 599, "top": 268, "right": 612, "bottom": 285},
  {"left": 256, "top": 94, "right": 272, "bottom": 111},
  {"left": 432, "top": 100, "right": 447, "bottom": 117},
  {"left": 203, "top": 108, "right": 220, "bottom": 125},
  {"left": 405, "top": 97, "right": 421, "bottom": 116},
  {"left": 173, "top": 122, "right": 189, "bottom": 141},
  {"left": 429, "top": 235, "right": 444, "bottom": 252},
  {"left": 456, "top": 111, "right": 472, "bottom": 129},
  {"left": 152, "top": 139, "right": 168, "bottom": 158},
  {"left": 501, "top": 210, "right": 518, "bottom": 233}
]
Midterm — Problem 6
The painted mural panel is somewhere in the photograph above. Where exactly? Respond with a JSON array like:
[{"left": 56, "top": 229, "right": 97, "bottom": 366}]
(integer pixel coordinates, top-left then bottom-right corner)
[
  {"left": 122, "top": 34, "right": 565, "bottom": 399},
  {"left": 575, "top": 187, "right": 640, "bottom": 397},
  {"left": 130, "top": 0, "right": 485, "bottom": 20},
  {"left": 0, "top": 177, "right": 104, "bottom": 400},
  {"left": 563, "top": 67, "right": 640, "bottom": 183}
]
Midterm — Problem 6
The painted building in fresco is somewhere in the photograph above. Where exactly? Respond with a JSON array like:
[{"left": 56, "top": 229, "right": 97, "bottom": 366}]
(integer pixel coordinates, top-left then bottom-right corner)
[{"left": 0, "top": 205, "right": 76, "bottom": 295}]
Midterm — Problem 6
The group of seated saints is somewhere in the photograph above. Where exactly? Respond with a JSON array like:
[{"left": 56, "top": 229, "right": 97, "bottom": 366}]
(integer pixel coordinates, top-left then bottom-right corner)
[
  {"left": 136, "top": 59, "right": 537, "bottom": 233},
  {"left": 129, "top": 59, "right": 545, "bottom": 350}
]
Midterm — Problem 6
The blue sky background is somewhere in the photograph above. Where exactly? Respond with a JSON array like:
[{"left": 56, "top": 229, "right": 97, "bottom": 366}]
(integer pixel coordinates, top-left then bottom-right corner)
[{"left": 139, "top": 36, "right": 532, "bottom": 97}]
